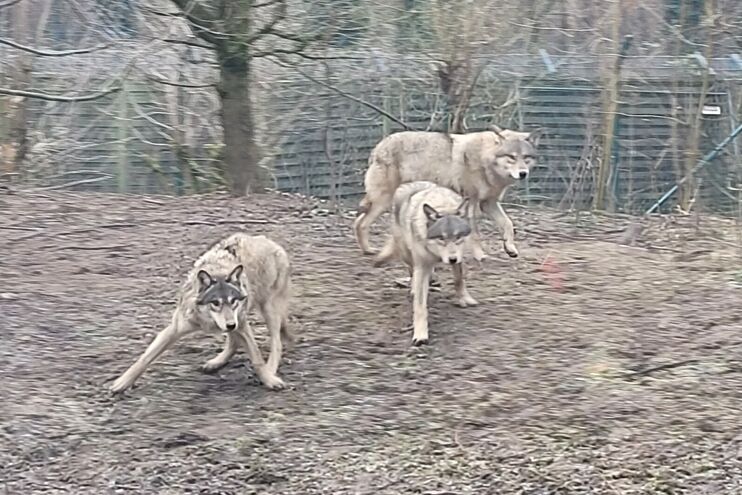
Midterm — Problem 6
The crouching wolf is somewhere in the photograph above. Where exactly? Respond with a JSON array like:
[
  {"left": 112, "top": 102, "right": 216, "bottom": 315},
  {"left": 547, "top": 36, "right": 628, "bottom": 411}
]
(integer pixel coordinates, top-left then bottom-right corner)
[
  {"left": 374, "top": 181, "right": 477, "bottom": 345},
  {"left": 110, "top": 233, "right": 293, "bottom": 393},
  {"left": 353, "top": 126, "right": 542, "bottom": 260}
]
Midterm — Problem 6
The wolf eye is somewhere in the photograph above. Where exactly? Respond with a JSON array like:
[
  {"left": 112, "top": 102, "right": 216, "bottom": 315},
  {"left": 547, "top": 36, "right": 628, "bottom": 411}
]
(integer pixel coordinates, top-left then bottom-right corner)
[
  {"left": 209, "top": 300, "right": 221, "bottom": 309},
  {"left": 506, "top": 154, "right": 516, "bottom": 161}
]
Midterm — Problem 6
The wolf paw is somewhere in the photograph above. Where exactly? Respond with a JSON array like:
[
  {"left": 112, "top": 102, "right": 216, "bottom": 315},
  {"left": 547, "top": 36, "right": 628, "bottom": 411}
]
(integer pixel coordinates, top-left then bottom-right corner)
[
  {"left": 109, "top": 376, "right": 134, "bottom": 394},
  {"left": 504, "top": 241, "right": 519, "bottom": 258},
  {"left": 411, "top": 337, "right": 429, "bottom": 346},
  {"left": 260, "top": 373, "right": 286, "bottom": 390},
  {"left": 202, "top": 358, "right": 228, "bottom": 373},
  {"left": 456, "top": 295, "right": 479, "bottom": 307}
]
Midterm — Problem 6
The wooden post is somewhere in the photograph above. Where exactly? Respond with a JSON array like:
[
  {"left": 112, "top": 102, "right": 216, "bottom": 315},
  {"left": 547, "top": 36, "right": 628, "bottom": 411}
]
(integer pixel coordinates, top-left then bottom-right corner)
[
  {"left": 594, "top": 29, "right": 632, "bottom": 211},
  {"left": 116, "top": 80, "right": 129, "bottom": 193}
]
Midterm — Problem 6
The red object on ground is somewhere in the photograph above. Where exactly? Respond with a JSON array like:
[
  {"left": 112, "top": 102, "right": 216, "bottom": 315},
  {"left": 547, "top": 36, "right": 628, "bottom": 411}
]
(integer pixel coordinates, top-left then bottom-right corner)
[{"left": 540, "top": 255, "right": 565, "bottom": 292}]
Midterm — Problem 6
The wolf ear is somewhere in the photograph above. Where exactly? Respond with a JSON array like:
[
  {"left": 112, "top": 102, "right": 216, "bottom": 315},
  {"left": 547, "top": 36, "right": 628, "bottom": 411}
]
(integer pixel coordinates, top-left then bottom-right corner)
[
  {"left": 490, "top": 124, "right": 506, "bottom": 140},
  {"left": 455, "top": 197, "right": 471, "bottom": 217},
  {"left": 227, "top": 265, "right": 244, "bottom": 284},
  {"left": 423, "top": 204, "right": 440, "bottom": 223},
  {"left": 527, "top": 128, "right": 543, "bottom": 147},
  {"left": 197, "top": 270, "right": 213, "bottom": 290}
]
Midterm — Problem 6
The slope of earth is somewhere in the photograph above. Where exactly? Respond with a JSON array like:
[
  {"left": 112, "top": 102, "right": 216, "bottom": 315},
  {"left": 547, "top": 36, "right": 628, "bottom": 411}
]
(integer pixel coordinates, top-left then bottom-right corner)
[{"left": 1, "top": 190, "right": 741, "bottom": 494}]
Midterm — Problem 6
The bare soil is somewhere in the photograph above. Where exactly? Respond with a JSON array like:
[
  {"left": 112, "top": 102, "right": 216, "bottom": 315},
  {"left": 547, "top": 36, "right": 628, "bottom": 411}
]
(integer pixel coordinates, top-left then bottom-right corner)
[{"left": 1, "top": 190, "right": 741, "bottom": 494}]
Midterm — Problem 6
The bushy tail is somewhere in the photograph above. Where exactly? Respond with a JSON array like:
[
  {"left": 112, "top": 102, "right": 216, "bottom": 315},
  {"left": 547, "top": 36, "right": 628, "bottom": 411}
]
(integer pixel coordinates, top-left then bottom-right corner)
[
  {"left": 273, "top": 252, "right": 295, "bottom": 344},
  {"left": 373, "top": 236, "right": 397, "bottom": 267}
]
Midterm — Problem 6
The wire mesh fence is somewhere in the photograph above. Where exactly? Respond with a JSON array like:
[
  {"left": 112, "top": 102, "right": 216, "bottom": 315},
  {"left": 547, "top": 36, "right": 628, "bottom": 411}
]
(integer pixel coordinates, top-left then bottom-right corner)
[{"left": 2, "top": 48, "right": 742, "bottom": 215}]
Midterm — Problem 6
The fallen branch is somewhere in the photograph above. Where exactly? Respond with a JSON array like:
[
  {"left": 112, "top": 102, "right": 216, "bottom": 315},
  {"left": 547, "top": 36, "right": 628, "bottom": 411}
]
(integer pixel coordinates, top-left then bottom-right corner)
[
  {"left": 181, "top": 219, "right": 269, "bottom": 226},
  {"left": 26, "top": 176, "right": 112, "bottom": 191},
  {"left": 10, "top": 219, "right": 270, "bottom": 242},
  {"left": 628, "top": 359, "right": 699, "bottom": 378},
  {"left": 52, "top": 244, "right": 131, "bottom": 251}
]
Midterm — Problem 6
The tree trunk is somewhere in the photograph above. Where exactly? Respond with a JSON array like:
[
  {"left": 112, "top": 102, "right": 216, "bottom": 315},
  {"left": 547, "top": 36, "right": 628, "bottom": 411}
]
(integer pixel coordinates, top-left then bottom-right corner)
[{"left": 217, "top": 58, "right": 261, "bottom": 195}]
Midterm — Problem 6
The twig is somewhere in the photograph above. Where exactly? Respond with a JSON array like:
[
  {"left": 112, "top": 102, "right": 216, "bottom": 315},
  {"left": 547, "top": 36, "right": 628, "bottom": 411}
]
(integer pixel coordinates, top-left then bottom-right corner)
[
  {"left": 628, "top": 359, "right": 699, "bottom": 378},
  {"left": 25, "top": 176, "right": 112, "bottom": 191},
  {"left": 144, "top": 74, "right": 216, "bottom": 89},
  {"left": 52, "top": 244, "right": 131, "bottom": 251},
  {"left": 0, "top": 86, "right": 121, "bottom": 102},
  {"left": 181, "top": 219, "right": 269, "bottom": 226},
  {"left": 0, "top": 0, "right": 24, "bottom": 10},
  {"left": 0, "top": 37, "right": 109, "bottom": 56},
  {"left": 268, "top": 57, "right": 411, "bottom": 131}
]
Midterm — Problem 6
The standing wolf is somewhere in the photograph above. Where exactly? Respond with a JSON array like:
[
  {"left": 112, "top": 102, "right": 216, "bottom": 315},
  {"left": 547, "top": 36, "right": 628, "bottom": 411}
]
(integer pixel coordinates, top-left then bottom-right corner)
[
  {"left": 374, "top": 181, "right": 476, "bottom": 345},
  {"left": 110, "top": 233, "right": 292, "bottom": 393},
  {"left": 353, "top": 126, "right": 541, "bottom": 260}
]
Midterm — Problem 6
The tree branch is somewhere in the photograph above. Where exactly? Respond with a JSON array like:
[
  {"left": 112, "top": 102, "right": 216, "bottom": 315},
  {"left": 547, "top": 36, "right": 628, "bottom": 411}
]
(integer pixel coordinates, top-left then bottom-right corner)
[
  {"left": 161, "top": 37, "right": 213, "bottom": 50},
  {"left": 0, "top": 86, "right": 121, "bottom": 102},
  {"left": 246, "top": 1, "right": 287, "bottom": 44},
  {"left": 145, "top": 73, "right": 216, "bottom": 89},
  {"left": 168, "top": 0, "right": 223, "bottom": 45},
  {"left": 0, "top": 0, "right": 24, "bottom": 10},
  {"left": 0, "top": 37, "right": 109, "bottom": 56},
  {"left": 268, "top": 57, "right": 411, "bottom": 131}
]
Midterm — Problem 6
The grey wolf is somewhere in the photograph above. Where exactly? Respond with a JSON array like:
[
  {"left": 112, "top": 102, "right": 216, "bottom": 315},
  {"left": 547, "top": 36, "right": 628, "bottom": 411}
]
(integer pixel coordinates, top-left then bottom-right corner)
[
  {"left": 374, "top": 181, "right": 477, "bottom": 345},
  {"left": 353, "top": 125, "right": 542, "bottom": 260},
  {"left": 110, "top": 233, "right": 292, "bottom": 393}
]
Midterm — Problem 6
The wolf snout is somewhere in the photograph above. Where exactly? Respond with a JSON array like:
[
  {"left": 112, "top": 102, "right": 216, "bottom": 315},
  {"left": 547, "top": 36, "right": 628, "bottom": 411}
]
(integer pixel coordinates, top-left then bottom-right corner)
[
  {"left": 225, "top": 323, "right": 236, "bottom": 331},
  {"left": 447, "top": 256, "right": 459, "bottom": 264},
  {"left": 518, "top": 170, "right": 528, "bottom": 180}
]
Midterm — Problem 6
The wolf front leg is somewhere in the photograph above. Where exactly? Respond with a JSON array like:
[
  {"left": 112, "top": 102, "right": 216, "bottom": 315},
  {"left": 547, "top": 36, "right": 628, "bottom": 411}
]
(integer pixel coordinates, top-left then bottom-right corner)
[
  {"left": 482, "top": 198, "right": 518, "bottom": 258},
  {"left": 235, "top": 321, "right": 286, "bottom": 390},
  {"left": 452, "top": 263, "right": 478, "bottom": 307},
  {"left": 110, "top": 320, "right": 192, "bottom": 394},
  {"left": 410, "top": 264, "right": 433, "bottom": 345},
  {"left": 202, "top": 332, "right": 238, "bottom": 372}
]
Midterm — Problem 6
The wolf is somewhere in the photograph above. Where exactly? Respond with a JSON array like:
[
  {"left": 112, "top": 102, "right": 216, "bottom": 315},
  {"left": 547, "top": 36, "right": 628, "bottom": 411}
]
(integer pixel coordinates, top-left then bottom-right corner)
[
  {"left": 353, "top": 125, "right": 542, "bottom": 260},
  {"left": 374, "top": 181, "right": 477, "bottom": 345},
  {"left": 110, "top": 233, "right": 293, "bottom": 393}
]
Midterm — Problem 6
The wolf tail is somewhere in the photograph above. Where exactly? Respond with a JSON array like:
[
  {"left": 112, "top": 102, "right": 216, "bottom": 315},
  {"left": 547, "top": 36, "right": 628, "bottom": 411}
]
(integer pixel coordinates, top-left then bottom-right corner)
[{"left": 373, "top": 236, "right": 397, "bottom": 267}]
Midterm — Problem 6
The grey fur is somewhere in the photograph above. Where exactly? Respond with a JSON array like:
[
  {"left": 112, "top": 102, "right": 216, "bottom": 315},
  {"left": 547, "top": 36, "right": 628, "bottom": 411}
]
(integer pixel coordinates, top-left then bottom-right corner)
[
  {"left": 110, "top": 233, "right": 293, "bottom": 394},
  {"left": 374, "top": 181, "right": 478, "bottom": 345}
]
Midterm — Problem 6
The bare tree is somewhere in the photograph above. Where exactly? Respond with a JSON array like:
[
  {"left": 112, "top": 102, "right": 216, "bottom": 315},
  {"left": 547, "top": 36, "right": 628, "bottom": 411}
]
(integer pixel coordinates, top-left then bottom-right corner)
[{"left": 161, "top": 0, "right": 320, "bottom": 195}]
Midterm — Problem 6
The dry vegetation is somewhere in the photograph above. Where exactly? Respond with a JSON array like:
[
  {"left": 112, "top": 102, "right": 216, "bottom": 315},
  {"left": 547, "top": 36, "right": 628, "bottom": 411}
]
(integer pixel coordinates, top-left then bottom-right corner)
[{"left": 1, "top": 189, "right": 741, "bottom": 493}]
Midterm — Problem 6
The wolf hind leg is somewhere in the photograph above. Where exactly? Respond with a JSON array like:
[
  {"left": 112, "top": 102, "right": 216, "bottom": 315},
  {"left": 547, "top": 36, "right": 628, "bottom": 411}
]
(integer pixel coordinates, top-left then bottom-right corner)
[{"left": 353, "top": 193, "right": 392, "bottom": 255}]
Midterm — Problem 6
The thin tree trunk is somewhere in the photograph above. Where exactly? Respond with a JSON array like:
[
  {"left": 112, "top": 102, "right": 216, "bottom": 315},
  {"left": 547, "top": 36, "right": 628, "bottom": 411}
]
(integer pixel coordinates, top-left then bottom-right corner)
[{"left": 217, "top": 57, "right": 261, "bottom": 195}]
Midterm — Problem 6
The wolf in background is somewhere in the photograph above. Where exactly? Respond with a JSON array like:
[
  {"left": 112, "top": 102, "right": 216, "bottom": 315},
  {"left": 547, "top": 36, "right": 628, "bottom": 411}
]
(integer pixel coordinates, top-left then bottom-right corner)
[
  {"left": 353, "top": 126, "right": 542, "bottom": 260},
  {"left": 374, "top": 181, "right": 477, "bottom": 345},
  {"left": 110, "top": 233, "right": 293, "bottom": 393}
]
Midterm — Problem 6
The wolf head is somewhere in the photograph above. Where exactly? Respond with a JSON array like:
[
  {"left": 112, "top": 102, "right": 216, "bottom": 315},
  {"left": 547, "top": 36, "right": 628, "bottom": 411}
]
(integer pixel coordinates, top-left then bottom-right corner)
[
  {"left": 488, "top": 125, "right": 542, "bottom": 183},
  {"left": 423, "top": 198, "right": 472, "bottom": 265},
  {"left": 195, "top": 265, "right": 247, "bottom": 332}
]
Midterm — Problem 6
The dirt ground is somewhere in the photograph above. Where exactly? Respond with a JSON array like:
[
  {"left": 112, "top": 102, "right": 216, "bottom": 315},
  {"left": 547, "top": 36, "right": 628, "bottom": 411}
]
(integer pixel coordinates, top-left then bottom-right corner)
[{"left": 1, "top": 189, "right": 741, "bottom": 494}]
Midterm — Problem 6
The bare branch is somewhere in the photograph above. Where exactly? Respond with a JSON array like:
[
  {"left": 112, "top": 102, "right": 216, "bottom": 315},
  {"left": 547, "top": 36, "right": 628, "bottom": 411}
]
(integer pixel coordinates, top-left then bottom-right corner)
[
  {"left": 246, "top": 1, "right": 287, "bottom": 44},
  {"left": 252, "top": 49, "right": 362, "bottom": 61},
  {"left": 0, "top": 37, "right": 110, "bottom": 56},
  {"left": 268, "top": 57, "right": 411, "bottom": 131},
  {"left": 160, "top": 37, "right": 212, "bottom": 50},
  {"left": 254, "top": 0, "right": 282, "bottom": 8},
  {"left": 145, "top": 73, "right": 216, "bottom": 89},
  {"left": 0, "top": 0, "right": 24, "bottom": 10},
  {"left": 0, "top": 86, "right": 121, "bottom": 102}
]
